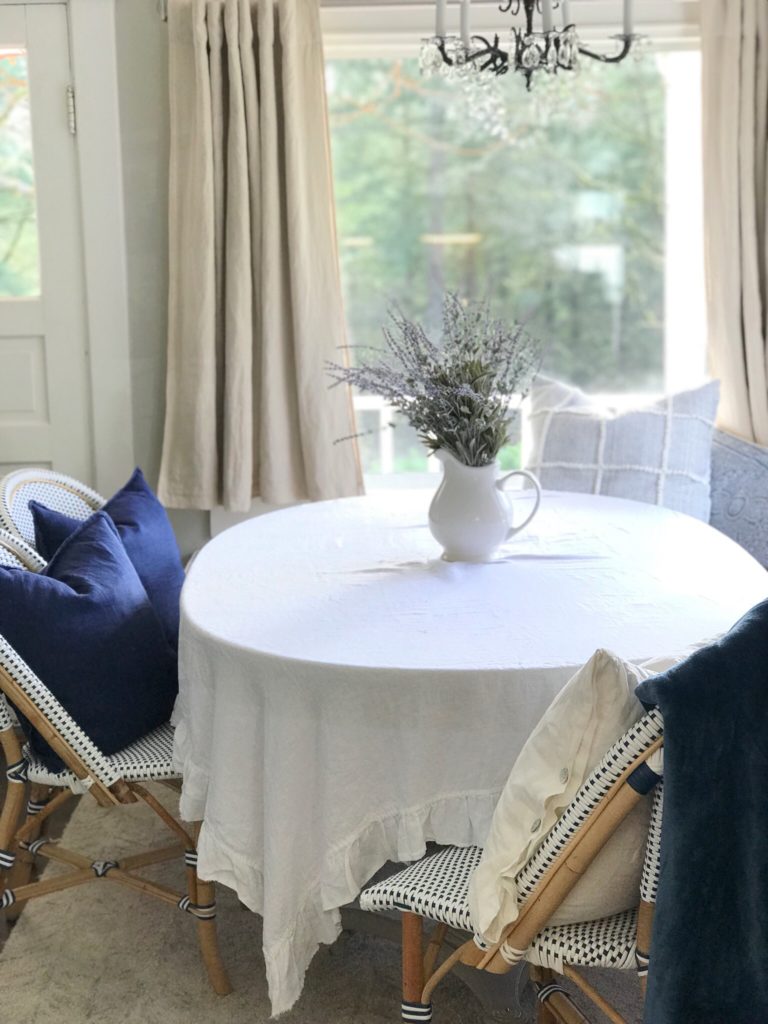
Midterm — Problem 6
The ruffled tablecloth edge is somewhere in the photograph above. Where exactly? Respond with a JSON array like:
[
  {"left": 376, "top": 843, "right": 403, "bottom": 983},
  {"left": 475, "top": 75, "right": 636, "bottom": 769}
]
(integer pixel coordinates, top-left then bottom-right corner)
[{"left": 178, "top": 774, "right": 499, "bottom": 1013}]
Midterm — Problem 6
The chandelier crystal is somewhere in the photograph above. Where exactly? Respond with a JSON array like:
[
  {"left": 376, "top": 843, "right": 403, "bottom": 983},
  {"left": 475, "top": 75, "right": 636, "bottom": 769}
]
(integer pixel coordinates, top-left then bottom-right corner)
[{"left": 420, "top": 0, "right": 640, "bottom": 90}]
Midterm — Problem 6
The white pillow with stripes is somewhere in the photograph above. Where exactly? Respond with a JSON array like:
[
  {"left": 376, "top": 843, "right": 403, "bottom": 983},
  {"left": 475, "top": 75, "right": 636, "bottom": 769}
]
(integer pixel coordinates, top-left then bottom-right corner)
[{"left": 524, "top": 377, "right": 720, "bottom": 521}]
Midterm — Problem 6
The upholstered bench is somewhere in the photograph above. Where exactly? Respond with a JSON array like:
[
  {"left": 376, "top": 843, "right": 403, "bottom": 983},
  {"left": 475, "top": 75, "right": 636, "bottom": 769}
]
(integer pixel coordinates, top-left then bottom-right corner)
[{"left": 710, "top": 429, "right": 768, "bottom": 568}]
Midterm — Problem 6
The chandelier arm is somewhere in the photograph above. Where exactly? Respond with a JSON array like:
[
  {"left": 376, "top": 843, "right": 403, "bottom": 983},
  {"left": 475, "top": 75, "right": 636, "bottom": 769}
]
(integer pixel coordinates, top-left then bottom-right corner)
[
  {"left": 577, "top": 35, "right": 634, "bottom": 64},
  {"left": 466, "top": 34, "right": 510, "bottom": 75},
  {"left": 437, "top": 39, "right": 455, "bottom": 66},
  {"left": 423, "top": 11, "right": 639, "bottom": 84}
]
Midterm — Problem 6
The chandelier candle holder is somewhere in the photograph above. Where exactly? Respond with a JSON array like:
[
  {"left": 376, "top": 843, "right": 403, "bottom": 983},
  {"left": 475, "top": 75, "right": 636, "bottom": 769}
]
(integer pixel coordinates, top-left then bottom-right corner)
[{"left": 421, "top": 0, "right": 640, "bottom": 90}]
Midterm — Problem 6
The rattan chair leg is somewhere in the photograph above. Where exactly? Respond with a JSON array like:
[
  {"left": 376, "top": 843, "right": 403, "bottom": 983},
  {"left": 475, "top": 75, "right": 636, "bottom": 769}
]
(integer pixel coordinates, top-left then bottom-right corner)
[
  {"left": 120, "top": 844, "right": 183, "bottom": 872},
  {"left": 194, "top": 874, "right": 232, "bottom": 995},
  {"left": 10, "top": 866, "right": 94, "bottom": 903},
  {"left": 6, "top": 782, "right": 51, "bottom": 920},
  {"left": 130, "top": 783, "right": 195, "bottom": 848},
  {"left": 537, "top": 996, "right": 558, "bottom": 1022},
  {"left": 531, "top": 967, "right": 559, "bottom": 1024},
  {"left": 531, "top": 966, "right": 593, "bottom": 1024},
  {"left": 186, "top": 860, "right": 199, "bottom": 906},
  {"left": 32, "top": 840, "right": 91, "bottom": 871},
  {"left": 545, "top": 993, "right": 592, "bottom": 1024},
  {"left": 401, "top": 912, "right": 431, "bottom": 1022},
  {"left": 128, "top": 789, "right": 230, "bottom": 993},
  {"left": 636, "top": 898, "right": 654, "bottom": 998},
  {"left": 562, "top": 966, "right": 626, "bottom": 1024},
  {"left": 185, "top": 821, "right": 231, "bottom": 995},
  {"left": 421, "top": 937, "right": 482, "bottom": 1005},
  {"left": 423, "top": 922, "right": 448, "bottom": 980},
  {"left": 0, "top": 727, "right": 26, "bottom": 894},
  {"left": 14, "top": 788, "right": 74, "bottom": 844}
]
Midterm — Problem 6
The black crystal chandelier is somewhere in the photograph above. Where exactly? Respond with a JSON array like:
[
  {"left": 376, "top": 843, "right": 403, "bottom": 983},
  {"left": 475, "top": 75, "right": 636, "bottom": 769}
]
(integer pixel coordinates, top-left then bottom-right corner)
[{"left": 420, "top": 0, "right": 639, "bottom": 90}]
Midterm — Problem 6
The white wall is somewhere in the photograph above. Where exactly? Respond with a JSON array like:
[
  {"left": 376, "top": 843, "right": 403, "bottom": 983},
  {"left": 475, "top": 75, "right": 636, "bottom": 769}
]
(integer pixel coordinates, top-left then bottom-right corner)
[{"left": 113, "top": 0, "right": 209, "bottom": 556}]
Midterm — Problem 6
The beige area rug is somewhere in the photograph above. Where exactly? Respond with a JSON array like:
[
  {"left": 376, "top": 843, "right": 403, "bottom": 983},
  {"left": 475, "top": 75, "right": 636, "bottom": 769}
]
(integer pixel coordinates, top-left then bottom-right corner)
[{"left": 0, "top": 787, "right": 642, "bottom": 1024}]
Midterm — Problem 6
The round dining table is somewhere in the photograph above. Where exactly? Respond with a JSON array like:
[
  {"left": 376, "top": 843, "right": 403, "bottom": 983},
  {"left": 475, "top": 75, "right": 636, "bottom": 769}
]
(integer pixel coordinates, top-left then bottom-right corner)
[{"left": 173, "top": 489, "right": 768, "bottom": 1015}]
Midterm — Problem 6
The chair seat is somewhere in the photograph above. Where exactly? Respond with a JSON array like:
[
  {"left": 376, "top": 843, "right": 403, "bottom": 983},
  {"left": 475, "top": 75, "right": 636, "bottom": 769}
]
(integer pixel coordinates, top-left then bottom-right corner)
[
  {"left": 527, "top": 909, "right": 637, "bottom": 972},
  {"left": 362, "top": 846, "right": 480, "bottom": 931},
  {"left": 25, "top": 721, "right": 178, "bottom": 788},
  {"left": 361, "top": 846, "right": 637, "bottom": 971}
]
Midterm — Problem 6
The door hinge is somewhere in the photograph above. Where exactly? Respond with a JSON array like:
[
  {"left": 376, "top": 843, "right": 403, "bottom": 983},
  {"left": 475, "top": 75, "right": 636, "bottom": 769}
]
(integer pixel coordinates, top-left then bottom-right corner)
[{"left": 66, "top": 85, "right": 76, "bottom": 136}]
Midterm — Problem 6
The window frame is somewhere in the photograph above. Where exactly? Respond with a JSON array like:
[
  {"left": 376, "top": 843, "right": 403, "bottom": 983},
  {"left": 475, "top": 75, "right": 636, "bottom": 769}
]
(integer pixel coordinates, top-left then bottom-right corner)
[{"left": 320, "top": 1, "right": 701, "bottom": 60}]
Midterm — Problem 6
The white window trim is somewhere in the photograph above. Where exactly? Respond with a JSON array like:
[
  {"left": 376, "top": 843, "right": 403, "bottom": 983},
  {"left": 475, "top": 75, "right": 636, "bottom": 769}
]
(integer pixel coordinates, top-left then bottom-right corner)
[
  {"left": 68, "top": 0, "right": 136, "bottom": 496},
  {"left": 321, "top": 0, "right": 701, "bottom": 58},
  {"left": 0, "top": 0, "right": 135, "bottom": 493}
]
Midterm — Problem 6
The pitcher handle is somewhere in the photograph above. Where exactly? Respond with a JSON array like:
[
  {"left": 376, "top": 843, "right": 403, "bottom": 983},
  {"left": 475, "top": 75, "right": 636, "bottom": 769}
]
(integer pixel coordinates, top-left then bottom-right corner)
[{"left": 496, "top": 470, "right": 542, "bottom": 540}]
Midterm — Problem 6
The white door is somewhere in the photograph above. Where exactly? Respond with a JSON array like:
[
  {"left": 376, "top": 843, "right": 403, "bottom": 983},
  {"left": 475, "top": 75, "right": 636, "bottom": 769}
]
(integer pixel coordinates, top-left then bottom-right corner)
[{"left": 0, "top": 3, "right": 92, "bottom": 482}]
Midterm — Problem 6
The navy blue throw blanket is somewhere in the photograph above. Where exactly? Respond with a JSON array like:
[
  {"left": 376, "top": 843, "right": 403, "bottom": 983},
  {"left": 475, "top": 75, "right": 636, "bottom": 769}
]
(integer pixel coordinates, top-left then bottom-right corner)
[{"left": 635, "top": 597, "right": 768, "bottom": 1024}]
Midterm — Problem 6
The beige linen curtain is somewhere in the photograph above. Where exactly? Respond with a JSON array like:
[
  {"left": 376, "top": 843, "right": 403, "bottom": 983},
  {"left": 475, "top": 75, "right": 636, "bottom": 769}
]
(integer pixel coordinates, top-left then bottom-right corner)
[
  {"left": 701, "top": 0, "right": 768, "bottom": 444},
  {"left": 158, "top": 0, "right": 363, "bottom": 511}
]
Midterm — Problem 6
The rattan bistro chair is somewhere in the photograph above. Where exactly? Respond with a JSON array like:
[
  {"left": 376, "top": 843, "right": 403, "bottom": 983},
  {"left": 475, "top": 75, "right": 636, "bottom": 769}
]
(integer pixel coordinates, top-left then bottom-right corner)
[
  {"left": 360, "top": 711, "right": 664, "bottom": 1024},
  {"left": 0, "top": 468, "right": 105, "bottom": 547},
  {"left": 0, "top": 637, "right": 231, "bottom": 995},
  {"left": 0, "top": 528, "right": 46, "bottom": 572}
]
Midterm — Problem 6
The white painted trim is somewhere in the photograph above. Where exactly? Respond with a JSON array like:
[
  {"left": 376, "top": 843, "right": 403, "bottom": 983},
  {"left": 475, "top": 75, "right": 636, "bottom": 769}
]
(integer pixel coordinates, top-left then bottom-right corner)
[
  {"left": 68, "top": 0, "right": 135, "bottom": 495},
  {"left": 660, "top": 50, "right": 707, "bottom": 393},
  {"left": 321, "top": 0, "right": 701, "bottom": 56},
  {"left": 10, "top": 4, "right": 94, "bottom": 480}
]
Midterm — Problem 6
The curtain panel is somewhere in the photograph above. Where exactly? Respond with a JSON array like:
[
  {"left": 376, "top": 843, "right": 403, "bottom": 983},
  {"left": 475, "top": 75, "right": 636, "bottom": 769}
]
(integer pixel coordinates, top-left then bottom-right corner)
[
  {"left": 158, "top": 0, "right": 363, "bottom": 511},
  {"left": 701, "top": 0, "right": 768, "bottom": 444}
]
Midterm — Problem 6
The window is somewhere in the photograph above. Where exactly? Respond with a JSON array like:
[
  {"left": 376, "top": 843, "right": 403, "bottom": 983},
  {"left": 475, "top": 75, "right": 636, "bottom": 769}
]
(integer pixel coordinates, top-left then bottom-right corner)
[
  {"left": 326, "top": 48, "right": 706, "bottom": 482},
  {"left": 0, "top": 48, "right": 40, "bottom": 298}
]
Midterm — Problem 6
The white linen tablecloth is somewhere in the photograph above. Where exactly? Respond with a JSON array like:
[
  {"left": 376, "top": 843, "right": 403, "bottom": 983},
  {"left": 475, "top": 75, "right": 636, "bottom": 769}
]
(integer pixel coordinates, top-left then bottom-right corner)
[{"left": 173, "top": 490, "right": 768, "bottom": 1015}]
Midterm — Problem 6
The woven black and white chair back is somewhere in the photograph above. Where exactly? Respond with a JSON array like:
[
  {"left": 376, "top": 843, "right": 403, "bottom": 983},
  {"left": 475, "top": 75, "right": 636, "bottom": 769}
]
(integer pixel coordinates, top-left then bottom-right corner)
[
  {"left": 0, "top": 634, "right": 124, "bottom": 794},
  {"left": 0, "top": 530, "right": 45, "bottom": 730},
  {"left": 0, "top": 468, "right": 105, "bottom": 548},
  {"left": 513, "top": 710, "right": 663, "bottom": 912}
]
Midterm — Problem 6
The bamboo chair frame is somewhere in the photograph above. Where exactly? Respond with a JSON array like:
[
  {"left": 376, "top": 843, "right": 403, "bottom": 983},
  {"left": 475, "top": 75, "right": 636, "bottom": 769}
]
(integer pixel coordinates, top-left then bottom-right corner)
[
  {"left": 0, "top": 650, "right": 231, "bottom": 995},
  {"left": 395, "top": 737, "right": 663, "bottom": 1024},
  {"left": 0, "top": 529, "right": 46, "bottom": 572}
]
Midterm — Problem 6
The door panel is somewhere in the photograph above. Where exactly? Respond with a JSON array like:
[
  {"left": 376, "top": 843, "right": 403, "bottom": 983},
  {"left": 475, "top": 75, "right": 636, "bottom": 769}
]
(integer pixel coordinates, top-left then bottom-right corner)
[{"left": 0, "top": 4, "right": 92, "bottom": 481}]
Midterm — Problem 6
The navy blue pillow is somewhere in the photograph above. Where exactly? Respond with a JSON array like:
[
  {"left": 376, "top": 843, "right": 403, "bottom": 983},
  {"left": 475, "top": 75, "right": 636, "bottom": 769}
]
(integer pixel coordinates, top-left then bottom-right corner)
[
  {"left": 30, "top": 468, "right": 184, "bottom": 650},
  {"left": 0, "top": 512, "right": 178, "bottom": 772}
]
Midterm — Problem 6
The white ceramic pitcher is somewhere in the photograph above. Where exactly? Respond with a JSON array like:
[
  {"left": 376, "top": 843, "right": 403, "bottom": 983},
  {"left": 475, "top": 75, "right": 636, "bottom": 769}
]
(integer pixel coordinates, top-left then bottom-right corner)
[{"left": 428, "top": 449, "right": 542, "bottom": 562}]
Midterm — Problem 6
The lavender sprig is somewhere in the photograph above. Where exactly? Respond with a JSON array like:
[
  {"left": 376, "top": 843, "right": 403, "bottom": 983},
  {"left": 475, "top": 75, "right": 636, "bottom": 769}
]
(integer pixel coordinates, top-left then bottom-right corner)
[{"left": 327, "top": 293, "right": 541, "bottom": 468}]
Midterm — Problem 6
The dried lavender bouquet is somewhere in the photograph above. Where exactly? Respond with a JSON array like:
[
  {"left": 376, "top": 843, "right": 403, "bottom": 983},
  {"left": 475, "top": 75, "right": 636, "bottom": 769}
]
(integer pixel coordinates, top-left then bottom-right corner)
[{"left": 327, "top": 293, "right": 541, "bottom": 467}]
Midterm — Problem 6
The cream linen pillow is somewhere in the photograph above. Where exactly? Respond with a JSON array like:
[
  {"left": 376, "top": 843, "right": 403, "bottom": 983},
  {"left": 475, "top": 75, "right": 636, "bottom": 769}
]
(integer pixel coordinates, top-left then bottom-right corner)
[
  {"left": 469, "top": 649, "right": 652, "bottom": 944},
  {"left": 548, "top": 639, "right": 717, "bottom": 928},
  {"left": 469, "top": 641, "right": 717, "bottom": 943}
]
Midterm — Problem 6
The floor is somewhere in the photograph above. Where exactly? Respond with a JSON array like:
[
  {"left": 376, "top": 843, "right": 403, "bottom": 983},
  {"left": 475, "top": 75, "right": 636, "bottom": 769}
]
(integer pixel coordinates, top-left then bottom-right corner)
[{"left": 0, "top": 754, "right": 642, "bottom": 1023}]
